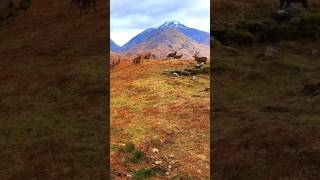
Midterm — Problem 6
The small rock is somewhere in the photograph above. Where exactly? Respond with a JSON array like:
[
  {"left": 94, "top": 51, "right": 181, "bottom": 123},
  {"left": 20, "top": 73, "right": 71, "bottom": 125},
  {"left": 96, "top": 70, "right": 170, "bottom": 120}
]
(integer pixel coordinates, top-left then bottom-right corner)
[
  {"left": 264, "top": 46, "right": 281, "bottom": 59},
  {"left": 272, "top": 9, "right": 290, "bottom": 21},
  {"left": 197, "top": 170, "right": 202, "bottom": 173},
  {"left": 172, "top": 72, "right": 180, "bottom": 77},
  {"left": 192, "top": 76, "right": 196, "bottom": 80},
  {"left": 155, "top": 160, "right": 163, "bottom": 165},
  {"left": 288, "top": 17, "right": 302, "bottom": 26},
  {"left": 127, "top": 174, "right": 132, "bottom": 178},
  {"left": 168, "top": 165, "right": 172, "bottom": 169},
  {"left": 165, "top": 172, "right": 170, "bottom": 176},
  {"left": 168, "top": 154, "right": 175, "bottom": 159},
  {"left": 152, "top": 148, "right": 159, "bottom": 153}
]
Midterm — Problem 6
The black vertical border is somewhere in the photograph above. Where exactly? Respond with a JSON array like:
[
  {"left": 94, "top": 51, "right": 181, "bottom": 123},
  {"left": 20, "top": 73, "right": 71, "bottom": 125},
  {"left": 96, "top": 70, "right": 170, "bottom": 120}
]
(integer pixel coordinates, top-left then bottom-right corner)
[
  {"left": 106, "top": 0, "right": 111, "bottom": 178},
  {"left": 210, "top": 0, "right": 216, "bottom": 178}
]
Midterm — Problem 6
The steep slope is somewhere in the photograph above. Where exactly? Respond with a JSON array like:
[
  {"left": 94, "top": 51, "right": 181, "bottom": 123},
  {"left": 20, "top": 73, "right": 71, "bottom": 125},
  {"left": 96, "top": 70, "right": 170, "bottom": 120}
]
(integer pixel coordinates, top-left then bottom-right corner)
[
  {"left": 126, "top": 28, "right": 210, "bottom": 59},
  {"left": 110, "top": 39, "right": 121, "bottom": 52},
  {"left": 120, "top": 20, "right": 210, "bottom": 52}
]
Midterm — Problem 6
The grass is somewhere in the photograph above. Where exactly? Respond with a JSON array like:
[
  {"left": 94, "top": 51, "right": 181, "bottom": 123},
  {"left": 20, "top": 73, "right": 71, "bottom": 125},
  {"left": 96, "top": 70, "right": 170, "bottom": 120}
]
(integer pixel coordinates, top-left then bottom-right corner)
[
  {"left": 110, "top": 60, "right": 210, "bottom": 178},
  {"left": 213, "top": 41, "right": 320, "bottom": 179},
  {"left": 133, "top": 168, "right": 155, "bottom": 180}
]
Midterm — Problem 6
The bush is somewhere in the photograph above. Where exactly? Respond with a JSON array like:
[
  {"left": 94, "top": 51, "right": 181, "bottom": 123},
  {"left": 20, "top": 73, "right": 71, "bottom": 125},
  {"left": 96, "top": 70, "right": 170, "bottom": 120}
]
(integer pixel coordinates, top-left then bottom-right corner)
[
  {"left": 213, "top": 27, "right": 255, "bottom": 46},
  {"left": 133, "top": 168, "right": 155, "bottom": 180},
  {"left": 129, "top": 150, "right": 144, "bottom": 163}
]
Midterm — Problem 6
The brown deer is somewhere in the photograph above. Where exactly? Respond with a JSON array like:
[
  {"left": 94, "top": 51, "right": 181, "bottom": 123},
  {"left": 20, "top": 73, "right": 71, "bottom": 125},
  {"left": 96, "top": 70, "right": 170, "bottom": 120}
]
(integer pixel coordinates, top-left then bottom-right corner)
[
  {"left": 111, "top": 58, "right": 120, "bottom": 68},
  {"left": 174, "top": 54, "right": 183, "bottom": 59},
  {"left": 166, "top": 51, "right": 177, "bottom": 60},
  {"left": 132, "top": 55, "right": 142, "bottom": 65},
  {"left": 193, "top": 51, "right": 207, "bottom": 64},
  {"left": 279, "top": 0, "right": 307, "bottom": 9},
  {"left": 71, "top": 0, "right": 96, "bottom": 17}
]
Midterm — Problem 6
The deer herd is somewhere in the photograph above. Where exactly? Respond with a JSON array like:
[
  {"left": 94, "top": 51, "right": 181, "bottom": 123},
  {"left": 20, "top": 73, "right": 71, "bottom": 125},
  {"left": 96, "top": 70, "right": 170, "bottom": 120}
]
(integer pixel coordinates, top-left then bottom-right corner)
[
  {"left": 111, "top": 50, "right": 208, "bottom": 68},
  {"left": 0, "top": 0, "right": 96, "bottom": 23}
]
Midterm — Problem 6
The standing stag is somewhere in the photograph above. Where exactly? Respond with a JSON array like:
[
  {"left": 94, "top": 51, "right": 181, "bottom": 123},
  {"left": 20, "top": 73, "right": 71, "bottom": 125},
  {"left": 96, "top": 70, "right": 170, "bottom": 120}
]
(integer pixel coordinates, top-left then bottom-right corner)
[
  {"left": 132, "top": 55, "right": 142, "bottom": 65},
  {"left": 193, "top": 51, "right": 207, "bottom": 64},
  {"left": 166, "top": 51, "right": 177, "bottom": 60},
  {"left": 279, "top": 0, "right": 307, "bottom": 9},
  {"left": 174, "top": 54, "right": 183, "bottom": 59}
]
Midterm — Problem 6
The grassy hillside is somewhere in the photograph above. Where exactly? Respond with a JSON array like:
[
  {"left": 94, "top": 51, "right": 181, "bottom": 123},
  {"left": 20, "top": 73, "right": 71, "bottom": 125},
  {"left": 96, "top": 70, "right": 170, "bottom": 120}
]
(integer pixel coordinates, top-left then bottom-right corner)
[
  {"left": 110, "top": 60, "right": 210, "bottom": 179},
  {"left": 0, "top": 0, "right": 107, "bottom": 179},
  {"left": 212, "top": 0, "right": 320, "bottom": 179}
]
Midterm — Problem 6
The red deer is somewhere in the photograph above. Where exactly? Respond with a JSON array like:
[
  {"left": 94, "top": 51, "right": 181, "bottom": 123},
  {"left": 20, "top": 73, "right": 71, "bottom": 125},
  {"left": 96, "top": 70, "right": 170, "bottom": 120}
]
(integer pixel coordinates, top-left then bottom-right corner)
[
  {"left": 174, "top": 54, "right": 183, "bottom": 59},
  {"left": 111, "top": 58, "right": 120, "bottom": 68},
  {"left": 193, "top": 51, "right": 207, "bottom": 64},
  {"left": 279, "top": 0, "right": 307, "bottom": 9},
  {"left": 71, "top": 0, "right": 96, "bottom": 17},
  {"left": 132, "top": 55, "right": 142, "bottom": 65},
  {"left": 166, "top": 51, "right": 177, "bottom": 60}
]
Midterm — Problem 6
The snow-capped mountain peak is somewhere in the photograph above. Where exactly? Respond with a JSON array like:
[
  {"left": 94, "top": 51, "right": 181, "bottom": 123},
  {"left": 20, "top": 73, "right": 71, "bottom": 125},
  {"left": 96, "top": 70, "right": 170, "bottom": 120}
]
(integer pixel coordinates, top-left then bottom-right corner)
[{"left": 158, "top": 20, "right": 186, "bottom": 29}]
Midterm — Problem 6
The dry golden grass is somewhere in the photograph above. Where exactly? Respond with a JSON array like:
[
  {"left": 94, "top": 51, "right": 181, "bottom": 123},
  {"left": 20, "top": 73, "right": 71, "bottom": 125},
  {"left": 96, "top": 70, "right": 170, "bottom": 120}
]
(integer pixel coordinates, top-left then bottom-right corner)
[{"left": 110, "top": 59, "right": 210, "bottom": 179}]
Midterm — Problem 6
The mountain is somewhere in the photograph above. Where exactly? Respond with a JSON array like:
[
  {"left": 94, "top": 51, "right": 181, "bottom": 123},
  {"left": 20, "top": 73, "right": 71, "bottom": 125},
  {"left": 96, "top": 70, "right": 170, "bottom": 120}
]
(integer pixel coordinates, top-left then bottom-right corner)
[
  {"left": 120, "top": 20, "right": 210, "bottom": 52},
  {"left": 110, "top": 39, "right": 121, "bottom": 52},
  {"left": 125, "top": 28, "right": 210, "bottom": 59}
]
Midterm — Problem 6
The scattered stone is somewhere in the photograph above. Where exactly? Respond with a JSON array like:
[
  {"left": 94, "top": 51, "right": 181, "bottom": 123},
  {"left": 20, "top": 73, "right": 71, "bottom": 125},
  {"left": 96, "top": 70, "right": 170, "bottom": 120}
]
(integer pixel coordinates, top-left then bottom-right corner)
[
  {"left": 312, "top": 49, "right": 320, "bottom": 56},
  {"left": 168, "top": 154, "right": 175, "bottom": 159},
  {"left": 264, "top": 46, "right": 281, "bottom": 59},
  {"left": 168, "top": 165, "right": 172, "bottom": 169},
  {"left": 155, "top": 160, "right": 163, "bottom": 165},
  {"left": 288, "top": 17, "right": 302, "bottom": 26},
  {"left": 172, "top": 72, "right": 180, "bottom": 77},
  {"left": 197, "top": 170, "right": 202, "bottom": 173},
  {"left": 127, "top": 174, "right": 132, "bottom": 178},
  {"left": 165, "top": 172, "right": 170, "bottom": 176},
  {"left": 192, "top": 76, "right": 196, "bottom": 80},
  {"left": 152, "top": 148, "right": 159, "bottom": 153}
]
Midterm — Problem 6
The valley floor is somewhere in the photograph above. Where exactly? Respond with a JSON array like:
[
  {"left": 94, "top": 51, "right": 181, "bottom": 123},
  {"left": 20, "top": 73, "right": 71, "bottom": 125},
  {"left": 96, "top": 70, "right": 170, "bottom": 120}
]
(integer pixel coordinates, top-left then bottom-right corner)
[{"left": 110, "top": 60, "right": 210, "bottom": 179}]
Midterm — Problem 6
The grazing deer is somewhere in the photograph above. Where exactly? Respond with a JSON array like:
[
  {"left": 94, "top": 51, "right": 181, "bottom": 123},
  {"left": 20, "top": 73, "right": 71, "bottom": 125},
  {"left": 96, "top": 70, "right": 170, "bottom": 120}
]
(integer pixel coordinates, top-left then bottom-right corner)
[
  {"left": 193, "top": 51, "right": 207, "bottom": 64},
  {"left": 132, "top": 55, "right": 142, "bottom": 65},
  {"left": 279, "top": 0, "right": 307, "bottom": 9},
  {"left": 174, "top": 54, "right": 183, "bottom": 59},
  {"left": 166, "top": 51, "right": 177, "bottom": 60}
]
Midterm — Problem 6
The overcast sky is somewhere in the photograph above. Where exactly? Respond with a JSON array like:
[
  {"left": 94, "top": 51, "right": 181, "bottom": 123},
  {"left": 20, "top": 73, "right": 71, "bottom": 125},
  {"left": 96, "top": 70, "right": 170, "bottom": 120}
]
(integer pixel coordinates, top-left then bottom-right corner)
[{"left": 111, "top": 0, "right": 210, "bottom": 46}]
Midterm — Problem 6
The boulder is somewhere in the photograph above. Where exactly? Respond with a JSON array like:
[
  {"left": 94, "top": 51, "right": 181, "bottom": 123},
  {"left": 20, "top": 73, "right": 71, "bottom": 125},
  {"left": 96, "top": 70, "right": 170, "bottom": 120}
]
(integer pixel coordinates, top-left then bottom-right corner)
[{"left": 272, "top": 10, "right": 291, "bottom": 21}]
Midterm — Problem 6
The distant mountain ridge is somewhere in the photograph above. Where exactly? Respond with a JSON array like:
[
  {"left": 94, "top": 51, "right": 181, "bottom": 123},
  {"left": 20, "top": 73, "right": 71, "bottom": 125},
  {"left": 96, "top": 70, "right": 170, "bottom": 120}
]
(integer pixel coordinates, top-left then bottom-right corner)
[
  {"left": 110, "top": 39, "right": 121, "bottom": 52},
  {"left": 110, "top": 20, "right": 210, "bottom": 53}
]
